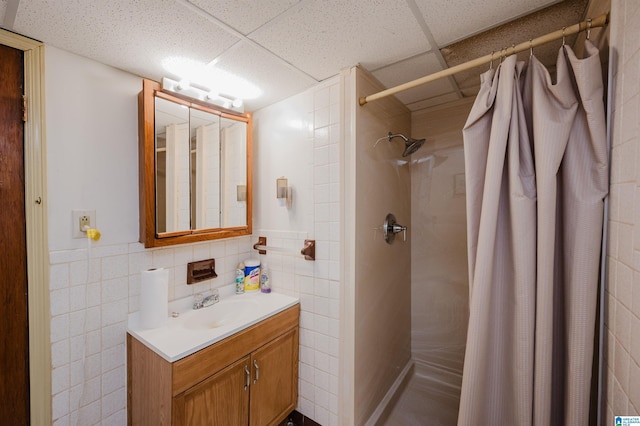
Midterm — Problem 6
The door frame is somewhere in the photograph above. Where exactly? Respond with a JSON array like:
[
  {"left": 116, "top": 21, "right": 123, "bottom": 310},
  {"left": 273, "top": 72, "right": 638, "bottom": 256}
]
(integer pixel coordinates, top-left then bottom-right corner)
[{"left": 0, "top": 29, "right": 51, "bottom": 424}]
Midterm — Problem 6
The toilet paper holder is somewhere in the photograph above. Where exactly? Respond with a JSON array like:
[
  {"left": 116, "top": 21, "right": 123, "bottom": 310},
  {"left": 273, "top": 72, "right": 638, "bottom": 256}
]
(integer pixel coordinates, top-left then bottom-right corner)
[{"left": 187, "top": 258, "right": 218, "bottom": 284}]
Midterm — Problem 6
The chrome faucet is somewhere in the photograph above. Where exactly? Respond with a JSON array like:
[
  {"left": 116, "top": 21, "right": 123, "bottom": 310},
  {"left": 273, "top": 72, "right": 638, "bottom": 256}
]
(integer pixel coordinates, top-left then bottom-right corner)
[{"left": 193, "top": 289, "right": 219, "bottom": 310}]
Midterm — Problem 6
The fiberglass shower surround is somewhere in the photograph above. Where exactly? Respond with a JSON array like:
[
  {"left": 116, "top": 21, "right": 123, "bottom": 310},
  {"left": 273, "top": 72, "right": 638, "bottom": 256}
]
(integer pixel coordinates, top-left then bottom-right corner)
[{"left": 358, "top": 12, "right": 610, "bottom": 426}]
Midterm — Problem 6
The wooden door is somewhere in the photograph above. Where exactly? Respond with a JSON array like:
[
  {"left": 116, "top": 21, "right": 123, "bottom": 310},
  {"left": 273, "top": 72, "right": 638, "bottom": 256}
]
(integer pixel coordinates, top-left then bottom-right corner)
[
  {"left": 249, "top": 328, "right": 298, "bottom": 426},
  {"left": 0, "top": 43, "right": 29, "bottom": 424},
  {"left": 174, "top": 355, "right": 250, "bottom": 426}
]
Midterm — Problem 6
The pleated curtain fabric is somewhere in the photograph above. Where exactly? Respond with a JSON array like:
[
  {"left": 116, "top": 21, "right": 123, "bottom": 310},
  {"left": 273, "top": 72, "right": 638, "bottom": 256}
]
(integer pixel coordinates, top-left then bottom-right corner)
[{"left": 458, "top": 40, "right": 608, "bottom": 426}]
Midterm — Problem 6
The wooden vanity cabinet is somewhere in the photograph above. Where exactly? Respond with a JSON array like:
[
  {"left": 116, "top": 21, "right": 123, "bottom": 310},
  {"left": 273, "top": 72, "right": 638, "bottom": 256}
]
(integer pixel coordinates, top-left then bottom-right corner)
[
  {"left": 127, "top": 304, "right": 299, "bottom": 426},
  {"left": 174, "top": 355, "right": 250, "bottom": 425},
  {"left": 248, "top": 329, "right": 298, "bottom": 426}
]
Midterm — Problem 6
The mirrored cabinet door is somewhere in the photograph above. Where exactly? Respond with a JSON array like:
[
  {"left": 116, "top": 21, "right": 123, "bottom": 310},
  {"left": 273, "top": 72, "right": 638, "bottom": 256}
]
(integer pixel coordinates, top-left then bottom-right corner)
[
  {"left": 155, "top": 97, "right": 191, "bottom": 233},
  {"left": 139, "top": 79, "right": 252, "bottom": 248},
  {"left": 190, "top": 108, "right": 221, "bottom": 230},
  {"left": 220, "top": 116, "right": 247, "bottom": 228}
]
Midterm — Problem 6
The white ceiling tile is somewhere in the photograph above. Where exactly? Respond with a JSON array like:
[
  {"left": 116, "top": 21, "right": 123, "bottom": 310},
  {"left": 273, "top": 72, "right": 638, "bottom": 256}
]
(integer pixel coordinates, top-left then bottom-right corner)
[
  {"left": 190, "top": 0, "right": 300, "bottom": 35},
  {"left": 4, "top": 0, "right": 586, "bottom": 111},
  {"left": 416, "top": 0, "right": 561, "bottom": 45},
  {"left": 405, "top": 92, "right": 460, "bottom": 111},
  {"left": 213, "top": 40, "right": 317, "bottom": 111},
  {"left": 13, "top": 0, "right": 240, "bottom": 81},
  {"left": 372, "top": 52, "right": 457, "bottom": 105},
  {"left": 250, "top": 0, "right": 432, "bottom": 80}
]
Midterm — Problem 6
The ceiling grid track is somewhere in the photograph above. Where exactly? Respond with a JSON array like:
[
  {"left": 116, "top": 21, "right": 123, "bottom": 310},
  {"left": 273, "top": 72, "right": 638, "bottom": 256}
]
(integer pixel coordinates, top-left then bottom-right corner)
[
  {"left": 174, "top": 0, "right": 319, "bottom": 82},
  {"left": 404, "top": 0, "right": 464, "bottom": 100}
]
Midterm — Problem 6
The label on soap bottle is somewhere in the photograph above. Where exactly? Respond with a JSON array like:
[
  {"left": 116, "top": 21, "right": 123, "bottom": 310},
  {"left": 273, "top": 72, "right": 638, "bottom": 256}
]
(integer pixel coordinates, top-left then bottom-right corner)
[{"left": 244, "top": 261, "right": 260, "bottom": 292}]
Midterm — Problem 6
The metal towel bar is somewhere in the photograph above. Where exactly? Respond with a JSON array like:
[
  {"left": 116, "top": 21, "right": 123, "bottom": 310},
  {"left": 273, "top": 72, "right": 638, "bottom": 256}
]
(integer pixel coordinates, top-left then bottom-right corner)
[{"left": 252, "top": 236, "right": 316, "bottom": 261}]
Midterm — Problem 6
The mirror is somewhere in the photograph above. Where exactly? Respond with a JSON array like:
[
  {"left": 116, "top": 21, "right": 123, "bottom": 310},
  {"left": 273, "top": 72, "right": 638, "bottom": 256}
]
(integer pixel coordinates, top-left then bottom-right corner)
[
  {"left": 189, "top": 107, "right": 221, "bottom": 230},
  {"left": 155, "top": 97, "right": 190, "bottom": 233},
  {"left": 139, "top": 79, "right": 252, "bottom": 247}
]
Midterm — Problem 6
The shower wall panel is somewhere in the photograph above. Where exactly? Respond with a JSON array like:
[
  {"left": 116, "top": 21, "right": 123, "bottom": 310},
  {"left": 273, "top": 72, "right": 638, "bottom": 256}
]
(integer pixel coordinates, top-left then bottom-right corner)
[
  {"left": 410, "top": 99, "right": 473, "bottom": 394},
  {"left": 353, "top": 67, "right": 412, "bottom": 424}
]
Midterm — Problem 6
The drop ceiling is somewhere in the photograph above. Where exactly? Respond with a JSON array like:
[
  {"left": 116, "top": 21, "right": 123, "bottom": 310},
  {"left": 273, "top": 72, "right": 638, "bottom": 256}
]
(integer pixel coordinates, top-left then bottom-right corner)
[{"left": 1, "top": 0, "right": 589, "bottom": 112}]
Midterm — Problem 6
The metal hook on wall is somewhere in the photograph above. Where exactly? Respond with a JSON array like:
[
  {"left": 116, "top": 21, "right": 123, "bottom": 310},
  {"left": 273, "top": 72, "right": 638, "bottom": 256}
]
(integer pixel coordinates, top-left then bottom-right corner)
[
  {"left": 529, "top": 39, "right": 533, "bottom": 59},
  {"left": 586, "top": 18, "right": 592, "bottom": 40}
]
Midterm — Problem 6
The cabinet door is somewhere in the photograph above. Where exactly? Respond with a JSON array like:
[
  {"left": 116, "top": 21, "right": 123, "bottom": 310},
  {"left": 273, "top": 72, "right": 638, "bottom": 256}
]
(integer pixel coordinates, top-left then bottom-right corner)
[
  {"left": 249, "top": 328, "right": 299, "bottom": 426},
  {"left": 174, "top": 355, "right": 250, "bottom": 426}
]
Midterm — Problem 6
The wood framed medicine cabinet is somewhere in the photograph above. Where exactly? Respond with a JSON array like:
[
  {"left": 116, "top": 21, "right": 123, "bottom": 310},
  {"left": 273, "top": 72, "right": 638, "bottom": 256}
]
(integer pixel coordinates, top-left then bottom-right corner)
[{"left": 138, "top": 79, "right": 252, "bottom": 247}]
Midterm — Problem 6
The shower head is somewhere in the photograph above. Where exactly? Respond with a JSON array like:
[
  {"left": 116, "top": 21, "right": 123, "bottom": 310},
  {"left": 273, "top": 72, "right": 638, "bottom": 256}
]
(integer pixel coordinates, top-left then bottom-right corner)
[
  {"left": 402, "top": 137, "right": 425, "bottom": 156},
  {"left": 387, "top": 132, "right": 426, "bottom": 157}
]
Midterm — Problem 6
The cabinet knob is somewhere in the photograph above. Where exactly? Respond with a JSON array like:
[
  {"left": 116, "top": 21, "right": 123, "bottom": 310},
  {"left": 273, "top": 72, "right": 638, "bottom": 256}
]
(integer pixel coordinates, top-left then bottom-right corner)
[{"left": 253, "top": 360, "right": 259, "bottom": 384}]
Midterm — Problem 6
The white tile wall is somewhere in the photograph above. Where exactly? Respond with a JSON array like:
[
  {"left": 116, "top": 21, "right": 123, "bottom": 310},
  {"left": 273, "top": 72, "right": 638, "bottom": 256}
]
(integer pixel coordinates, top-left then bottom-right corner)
[
  {"left": 43, "top": 45, "right": 279, "bottom": 425},
  {"left": 49, "top": 237, "right": 252, "bottom": 425},
  {"left": 605, "top": 0, "right": 640, "bottom": 423},
  {"left": 48, "top": 76, "right": 342, "bottom": 425},
  {"left": 252, "top": 77, "right": 342, "bottom": 425}
]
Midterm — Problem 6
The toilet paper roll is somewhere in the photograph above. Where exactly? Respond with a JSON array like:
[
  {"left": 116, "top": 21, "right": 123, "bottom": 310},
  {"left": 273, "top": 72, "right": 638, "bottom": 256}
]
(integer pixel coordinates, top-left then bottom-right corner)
[{"left": 139, "top": 268, "right": 169, "bottom": 329}]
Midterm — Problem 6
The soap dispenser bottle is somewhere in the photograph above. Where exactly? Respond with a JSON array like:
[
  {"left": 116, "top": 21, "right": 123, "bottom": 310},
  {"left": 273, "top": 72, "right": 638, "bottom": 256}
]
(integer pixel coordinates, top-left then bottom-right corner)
[
  {"left": 260, "top": 261, "right": 271, "bottom": 293},
  {"left": 235, "top": 261, "right": 245, "bottom": 294}
]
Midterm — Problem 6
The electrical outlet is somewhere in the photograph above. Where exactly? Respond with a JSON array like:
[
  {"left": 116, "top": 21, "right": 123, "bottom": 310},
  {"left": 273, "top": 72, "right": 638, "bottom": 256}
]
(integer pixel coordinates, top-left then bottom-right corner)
[
  {"left": 79, "top": 215, "right": 91, "bottom": 232},
  {"left": 72, "top": 210, "right": 96, "bottom": 239}
]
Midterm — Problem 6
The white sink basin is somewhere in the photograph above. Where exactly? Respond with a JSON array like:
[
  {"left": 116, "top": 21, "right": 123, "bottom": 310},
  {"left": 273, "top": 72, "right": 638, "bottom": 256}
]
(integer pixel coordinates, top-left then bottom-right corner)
[
  {"left": 127, "top": 289, "right": 299, "bottom": 362},
  {"left": 182, "top": 298, "right": 259, "bottom": 330}
]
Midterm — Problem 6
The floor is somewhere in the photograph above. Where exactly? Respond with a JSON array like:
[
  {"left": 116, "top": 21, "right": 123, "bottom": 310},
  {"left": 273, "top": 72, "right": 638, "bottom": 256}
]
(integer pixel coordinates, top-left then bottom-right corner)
[
  {"left": 278, "top": 410, "right": 321, "bottom": 426},
  {"left": 382, "top": 363, "right": 461, "bottom": 426}
]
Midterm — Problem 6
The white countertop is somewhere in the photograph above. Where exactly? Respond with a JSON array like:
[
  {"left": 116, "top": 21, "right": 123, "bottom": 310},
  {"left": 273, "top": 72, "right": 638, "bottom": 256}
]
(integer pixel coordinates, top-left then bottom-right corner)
[{"left": 127, "top": 290, "right": 299, "bottom": 362}]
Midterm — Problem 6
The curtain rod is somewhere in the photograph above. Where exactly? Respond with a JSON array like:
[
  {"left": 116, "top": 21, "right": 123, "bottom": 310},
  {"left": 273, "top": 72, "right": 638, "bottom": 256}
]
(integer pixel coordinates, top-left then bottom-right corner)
[{"left": 359, "top": 12, "right": 609, "bottom": 106}]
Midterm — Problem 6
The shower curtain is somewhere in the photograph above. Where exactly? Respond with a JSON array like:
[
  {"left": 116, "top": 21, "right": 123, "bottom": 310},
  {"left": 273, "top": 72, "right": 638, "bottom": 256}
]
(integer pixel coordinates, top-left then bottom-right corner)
[{"left": 458, "top": 40, "right": 608, "bottom": 426}]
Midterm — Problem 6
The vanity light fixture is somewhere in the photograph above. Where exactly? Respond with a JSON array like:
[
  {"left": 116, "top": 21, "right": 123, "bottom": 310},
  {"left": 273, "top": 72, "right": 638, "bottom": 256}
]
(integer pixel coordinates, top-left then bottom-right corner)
[
  {"left": 162, "top": 56, "right": 261, "bottom": 100},
  {"left": 277, "top": 176, "right": 292, "bottom": 208},
  {"left": 176, "top": 79, "right": 190, "bottom": 90},
  {"left": 206, "top": 90, "right": 238, "bottom": 109},
  {"left": 162, "top": 77, "right": 245, "bottom": 113}
]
